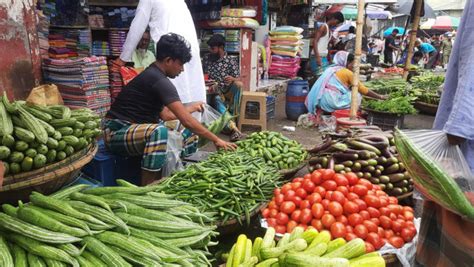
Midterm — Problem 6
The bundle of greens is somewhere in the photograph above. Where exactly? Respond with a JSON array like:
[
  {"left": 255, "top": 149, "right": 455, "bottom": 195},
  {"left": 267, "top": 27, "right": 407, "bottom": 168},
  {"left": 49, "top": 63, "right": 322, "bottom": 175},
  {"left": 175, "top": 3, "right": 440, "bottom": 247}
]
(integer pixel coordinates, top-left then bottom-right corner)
[{"left": 362, "top": 94, "right": 417, "bottom": 115}]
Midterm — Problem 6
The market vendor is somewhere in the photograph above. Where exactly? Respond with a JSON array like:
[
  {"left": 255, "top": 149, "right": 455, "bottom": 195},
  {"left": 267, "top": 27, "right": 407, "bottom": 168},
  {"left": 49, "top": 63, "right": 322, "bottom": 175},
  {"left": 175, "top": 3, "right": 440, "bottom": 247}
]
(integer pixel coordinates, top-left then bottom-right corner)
[
  {"left": 397, "top": 51, "right": 423, "bottom": 66},
  {"left": 131, "top": 30, "right": 155, "bottom": 70},
  {"left": 202, "top": 34, "right": 244, "bottom": 141},
  {"left": 305, "top": 51, "right": 386, "bottom": 116},
  {"left": 105, "top": 33, "right": 236, "bottom": 183},
  {"left": 415, "top": 40, "right": 437, "bottom": 69}
]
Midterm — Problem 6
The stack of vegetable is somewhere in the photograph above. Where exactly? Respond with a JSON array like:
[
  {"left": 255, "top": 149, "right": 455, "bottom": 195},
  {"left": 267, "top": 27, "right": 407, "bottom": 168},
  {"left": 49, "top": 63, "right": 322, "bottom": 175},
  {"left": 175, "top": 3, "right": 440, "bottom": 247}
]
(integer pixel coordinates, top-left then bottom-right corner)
[
  {"left": 0, "top": 93, "right": 102, "bottom": 176},
  {"left": 0, "top": 182, "right": 217, "bottom": 266},
  {"left": 365, "top": 78, "right": 406, "bottom": 95},
  {"left": 308, "top": 128, "right": 413, "bottom": 196},
  {"left": 362, "top": 93, "right": 416, "bottom": 115},
  {"left": 236, "top": 131, "right": 308, "bottom": 170},
  {"left": 155, "top": 151, "right": 281, "bottom": 225},
  {"left": 224, "top": 227, "right": 385, "bottom": 267},
  {"left": 262, "top": 168, "right": 417, "bottom": 251},
  {"left": 409, "top": 73, "right": 444, "bottom": 105}
]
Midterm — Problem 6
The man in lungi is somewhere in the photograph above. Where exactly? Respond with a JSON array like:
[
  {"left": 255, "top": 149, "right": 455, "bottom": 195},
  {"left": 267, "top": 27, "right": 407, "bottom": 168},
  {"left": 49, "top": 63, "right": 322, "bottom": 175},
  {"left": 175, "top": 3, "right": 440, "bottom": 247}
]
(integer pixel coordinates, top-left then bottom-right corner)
[{"left": 104, "top": 33, "right": 236, "bottom": 184}]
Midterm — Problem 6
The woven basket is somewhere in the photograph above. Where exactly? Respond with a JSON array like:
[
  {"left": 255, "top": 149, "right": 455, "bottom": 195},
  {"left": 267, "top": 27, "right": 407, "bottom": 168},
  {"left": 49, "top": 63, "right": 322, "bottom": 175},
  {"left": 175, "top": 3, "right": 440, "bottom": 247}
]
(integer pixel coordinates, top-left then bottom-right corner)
[
  {"left": 216, "top": 202, "right": 267, "bottom": 236},
  {"left": 0, "top": 144, "right": 98, "bottom": 203}
]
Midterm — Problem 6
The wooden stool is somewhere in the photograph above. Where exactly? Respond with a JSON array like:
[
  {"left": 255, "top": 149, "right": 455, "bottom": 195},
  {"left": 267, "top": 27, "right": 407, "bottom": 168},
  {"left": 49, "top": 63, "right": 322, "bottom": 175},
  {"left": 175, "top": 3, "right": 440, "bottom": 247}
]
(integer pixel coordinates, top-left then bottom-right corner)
[{"left": 238, "top": 91, "right": 267, "bottom": 131}]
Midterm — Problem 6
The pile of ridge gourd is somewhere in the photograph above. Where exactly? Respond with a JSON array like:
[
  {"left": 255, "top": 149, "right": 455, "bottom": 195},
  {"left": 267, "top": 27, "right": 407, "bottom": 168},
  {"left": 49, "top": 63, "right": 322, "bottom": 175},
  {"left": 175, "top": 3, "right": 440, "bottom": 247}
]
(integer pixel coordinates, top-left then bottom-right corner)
[
  {"left": 0, "top": 181, "right": 217, "bottom": 266},
  {"left": 0, "top": 93, "right": 102, "bottom": 176}
]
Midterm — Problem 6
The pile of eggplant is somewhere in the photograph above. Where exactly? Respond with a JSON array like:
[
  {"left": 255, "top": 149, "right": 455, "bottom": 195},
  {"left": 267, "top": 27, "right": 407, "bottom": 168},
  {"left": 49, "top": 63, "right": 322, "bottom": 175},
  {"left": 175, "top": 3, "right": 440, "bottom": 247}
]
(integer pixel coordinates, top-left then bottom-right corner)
[{"left": 308, "top": 126, "right": 413, "bottom": 197}]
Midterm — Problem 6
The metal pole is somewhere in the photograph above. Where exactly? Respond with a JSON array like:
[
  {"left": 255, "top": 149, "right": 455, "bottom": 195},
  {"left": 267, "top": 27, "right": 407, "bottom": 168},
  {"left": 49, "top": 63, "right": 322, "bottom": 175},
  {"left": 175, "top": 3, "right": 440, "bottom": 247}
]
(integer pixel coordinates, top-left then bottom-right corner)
[
  {"left": 350, "top": 0, "right": 366, "bottom": 119},
  {"left": 403, "top": 0, "right": 424, "bottom": 80}
]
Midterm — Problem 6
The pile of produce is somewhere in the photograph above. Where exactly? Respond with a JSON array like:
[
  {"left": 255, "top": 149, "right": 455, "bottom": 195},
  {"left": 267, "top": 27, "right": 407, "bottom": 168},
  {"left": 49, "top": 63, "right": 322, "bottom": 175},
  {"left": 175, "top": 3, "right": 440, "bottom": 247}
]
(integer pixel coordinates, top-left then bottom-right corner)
[
  {"left": 262, "top": 168, "right": 417, "bottom": 251},
  {"left": 156, "top": 151, "right": 281, "bottom": 225},
  {"left": 409, "top": 74, "right": 444, "bottom": 105},
  {"left": 362, "top": 93, "right": 416, "bottom": 115},
  {"left": 365, "top": 78, "right": 406, "bottom": 95},
  {"left": 308, "top": 128, "right": 413, "bottom": 196},
  {"left": 0, "top": 93, "right": 102, "bottom": 176},
  {"left": 0, "top": 182, "right": 217, "bottom": 266},
  {"left": 236, "top": 131, "right": 307, "bottom": 170},
  {"left": 223, "top": 227, "right": 385, "bottom": 267}
]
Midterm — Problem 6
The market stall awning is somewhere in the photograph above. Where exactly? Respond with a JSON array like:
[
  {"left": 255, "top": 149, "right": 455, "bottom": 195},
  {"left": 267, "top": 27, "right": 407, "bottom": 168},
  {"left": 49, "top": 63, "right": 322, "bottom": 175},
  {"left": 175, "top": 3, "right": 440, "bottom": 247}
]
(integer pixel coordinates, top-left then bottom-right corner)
[
  {"left": 390, "top": 0, "right": 436, "bottom": 18},
  {"left": 326, "top": 5, "right": 392, "bottom": 20},
  {"left": 420, "top": 16, "right": 460, "bottom": 30}
]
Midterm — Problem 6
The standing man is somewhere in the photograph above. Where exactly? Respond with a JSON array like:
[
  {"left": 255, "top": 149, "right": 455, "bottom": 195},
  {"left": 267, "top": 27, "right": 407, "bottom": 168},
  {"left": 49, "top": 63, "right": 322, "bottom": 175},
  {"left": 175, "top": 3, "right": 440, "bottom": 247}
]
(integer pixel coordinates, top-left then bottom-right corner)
[
  {"left": 415, "top": 40, "right": 437, "bottom": 69},
  {"left": 384, "top": 29, "right": 400, "bottom": 65},
  {"left": 115, "top": 0, "right": 206, "bottom": 104},
  {"left": 440, "top": 33, "right": 453, "bottom": 69},
  {"left": 131, "top": 30, "right": 155, "bottom": 70},
  {"left": 311, "top": 12, "right": 344, "bottom": 75},
  {"left": 416, "top": 1, "right": 474, "bottom": 266}
]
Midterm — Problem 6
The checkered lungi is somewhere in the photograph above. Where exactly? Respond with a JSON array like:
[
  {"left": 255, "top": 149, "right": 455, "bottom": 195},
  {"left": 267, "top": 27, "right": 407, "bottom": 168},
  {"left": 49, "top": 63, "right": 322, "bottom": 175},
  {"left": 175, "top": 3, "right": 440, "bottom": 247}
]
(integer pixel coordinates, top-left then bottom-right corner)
[{"left": 103, "top": 119, "right": 198, "bottom": 172}]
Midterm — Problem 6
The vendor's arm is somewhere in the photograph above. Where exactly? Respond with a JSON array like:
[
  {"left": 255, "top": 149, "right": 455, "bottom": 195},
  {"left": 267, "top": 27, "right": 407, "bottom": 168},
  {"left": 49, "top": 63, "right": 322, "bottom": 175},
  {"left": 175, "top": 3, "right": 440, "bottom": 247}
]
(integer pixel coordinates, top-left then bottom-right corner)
[
  {"left": 159, "top": 102, "right": 204, "bottom": 121},
  {"left": 312, "top": 24, "right": 327, "bottom": 66},
  {"left": 336, "top": 69, "right": 386, "bottom": 100},
  {"left": 166, "top": 101, "right": 237, "bottom": 150}
]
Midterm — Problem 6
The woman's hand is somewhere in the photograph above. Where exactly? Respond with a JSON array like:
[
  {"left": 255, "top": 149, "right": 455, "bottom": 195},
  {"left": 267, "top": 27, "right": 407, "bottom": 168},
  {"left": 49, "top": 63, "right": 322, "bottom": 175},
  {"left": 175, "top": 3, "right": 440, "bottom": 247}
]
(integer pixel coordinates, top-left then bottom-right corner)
[
  {"left": 224, "top": 76, "right": 236, "bottom": 86},
  {"left": 214, "top": 138, "right": 237, "bottom": 150}
]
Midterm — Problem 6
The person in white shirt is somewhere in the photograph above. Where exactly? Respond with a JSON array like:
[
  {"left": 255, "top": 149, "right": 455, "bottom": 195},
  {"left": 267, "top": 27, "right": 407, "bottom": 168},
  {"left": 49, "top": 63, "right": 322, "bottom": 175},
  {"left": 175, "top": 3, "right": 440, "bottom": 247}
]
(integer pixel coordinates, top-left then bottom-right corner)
[
  {"left": 131, "top": 31, "right": 156, "bottom": 70},
  {"left": 115, "top": 0, "right": 206, "bottom": 104}
]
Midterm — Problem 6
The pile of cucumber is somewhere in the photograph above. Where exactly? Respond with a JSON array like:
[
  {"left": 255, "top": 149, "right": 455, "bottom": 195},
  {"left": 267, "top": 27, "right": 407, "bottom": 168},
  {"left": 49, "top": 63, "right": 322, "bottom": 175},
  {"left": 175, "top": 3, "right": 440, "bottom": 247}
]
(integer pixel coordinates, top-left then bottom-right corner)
[
  {"left": 0, "top": 93, "right": 102, "bottom": 176},
  {"left": 0, "top": 182, "right": 217, "bottom": 266},
  {"left": 236, "top": 131, "right": 307, "bottom": 170},
  {"left": 308, "top": 128, "right": 413, "bottom": 196}
]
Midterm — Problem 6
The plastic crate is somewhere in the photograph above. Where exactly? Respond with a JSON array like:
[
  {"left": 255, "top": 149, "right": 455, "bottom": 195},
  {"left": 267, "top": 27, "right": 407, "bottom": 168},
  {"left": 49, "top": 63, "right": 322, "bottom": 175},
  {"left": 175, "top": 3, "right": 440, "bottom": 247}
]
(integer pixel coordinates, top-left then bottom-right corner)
[
  {"left": 366, "top": 110, "right": 404, "bottom": 131},
  {"left": 245, "top": 95, "right": 276, "bottom": 120},
  {"left": 82, "top": 140, "right": 141, "bottom": 186}
]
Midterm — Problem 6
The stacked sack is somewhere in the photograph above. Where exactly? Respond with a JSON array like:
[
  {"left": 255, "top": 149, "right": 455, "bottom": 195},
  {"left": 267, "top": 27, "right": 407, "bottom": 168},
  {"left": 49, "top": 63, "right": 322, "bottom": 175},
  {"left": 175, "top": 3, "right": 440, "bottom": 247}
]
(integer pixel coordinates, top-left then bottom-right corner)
[{"left": 268, "top": 26, "right": 303, "bottom": 78}]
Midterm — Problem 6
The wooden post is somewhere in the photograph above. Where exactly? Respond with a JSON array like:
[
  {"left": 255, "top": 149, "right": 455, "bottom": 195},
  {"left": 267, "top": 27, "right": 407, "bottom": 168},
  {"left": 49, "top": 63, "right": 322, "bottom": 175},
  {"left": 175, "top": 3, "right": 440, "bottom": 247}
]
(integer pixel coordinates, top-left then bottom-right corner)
[
  {"left": 403, "top": 0, "right": 423, "bottom": 80},
  {"left": 350, "top": 0, "right": 366, "bottom": 119}
]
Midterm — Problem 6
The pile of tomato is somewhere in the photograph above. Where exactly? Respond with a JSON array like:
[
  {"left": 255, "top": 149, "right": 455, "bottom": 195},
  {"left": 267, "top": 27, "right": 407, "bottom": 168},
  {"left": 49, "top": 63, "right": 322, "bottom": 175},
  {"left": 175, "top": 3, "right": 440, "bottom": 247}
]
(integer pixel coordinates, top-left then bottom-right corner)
[{"left": 262, "top": 169, "right": 417, "bottom": 251}]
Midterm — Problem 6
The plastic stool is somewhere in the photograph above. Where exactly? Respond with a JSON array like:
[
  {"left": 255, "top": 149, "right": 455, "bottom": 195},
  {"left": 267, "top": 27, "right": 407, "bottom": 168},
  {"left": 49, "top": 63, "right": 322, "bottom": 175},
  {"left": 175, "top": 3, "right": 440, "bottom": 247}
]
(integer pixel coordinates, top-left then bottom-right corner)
[{"left": 238, "top": 91, "right": 267, "bottom": 131}]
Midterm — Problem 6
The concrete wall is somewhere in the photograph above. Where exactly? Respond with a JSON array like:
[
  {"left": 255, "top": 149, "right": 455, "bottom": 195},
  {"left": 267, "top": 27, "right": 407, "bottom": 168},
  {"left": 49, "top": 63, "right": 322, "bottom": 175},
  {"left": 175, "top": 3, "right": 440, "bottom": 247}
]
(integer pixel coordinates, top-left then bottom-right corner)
[{"left": 0, "top": 0, "right": 41, "bottom": 100}]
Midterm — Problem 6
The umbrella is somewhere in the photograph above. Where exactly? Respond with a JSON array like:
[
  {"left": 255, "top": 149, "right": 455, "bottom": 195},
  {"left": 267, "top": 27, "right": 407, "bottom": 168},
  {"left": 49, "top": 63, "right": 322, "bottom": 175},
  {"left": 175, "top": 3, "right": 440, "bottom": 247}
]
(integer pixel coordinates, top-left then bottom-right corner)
[
  {"left": 431, "top": 16, "right": 460, "bottom": 30},
  {"left": 391, "top": 0, "right": 436, "bottom": 19},
  {"left": 334, "top": 21, "right": 356, "bottom": 33},
  {"left": 325, "top": 5, "right": 392, "bottom": 20},
  {"left": 384, "top": 27, "right": 405, "bottom": 36}
]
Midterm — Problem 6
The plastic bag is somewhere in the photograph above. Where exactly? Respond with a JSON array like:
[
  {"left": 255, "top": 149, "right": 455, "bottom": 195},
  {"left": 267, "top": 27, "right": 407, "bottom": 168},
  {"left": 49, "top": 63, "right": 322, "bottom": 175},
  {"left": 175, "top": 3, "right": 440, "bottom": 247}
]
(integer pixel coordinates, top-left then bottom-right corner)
[
  {"left": 394, "top": 129, "right": 474, "bottom": 220},
  {"left": 161, "top": 130, "right": 184, "bottom": 177},
  {"left": 26, "top": 84, "right": 63, "bottom": 106},
  {"left": 198, "top": 104, "right": 233, "bottom": 147},
  {"left": 318, "top": 115, "right": 336, "bottom": 132},
  {"left": 120, "top": 67, "right": 139, "bottom": 85}
]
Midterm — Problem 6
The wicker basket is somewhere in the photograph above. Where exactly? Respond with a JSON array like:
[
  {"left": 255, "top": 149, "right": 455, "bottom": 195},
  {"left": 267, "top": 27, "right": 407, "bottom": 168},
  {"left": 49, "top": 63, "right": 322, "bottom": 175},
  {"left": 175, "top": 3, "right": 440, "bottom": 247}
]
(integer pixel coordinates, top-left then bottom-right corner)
[
  {"left": 216, "top": 202, "right": 267, "bottom": 236},
  {"left": 414, "top": 101, "right": 438, "bottom": 116},
  {"left": 0, "top": 144, "right": 98, "bottom": 204}
]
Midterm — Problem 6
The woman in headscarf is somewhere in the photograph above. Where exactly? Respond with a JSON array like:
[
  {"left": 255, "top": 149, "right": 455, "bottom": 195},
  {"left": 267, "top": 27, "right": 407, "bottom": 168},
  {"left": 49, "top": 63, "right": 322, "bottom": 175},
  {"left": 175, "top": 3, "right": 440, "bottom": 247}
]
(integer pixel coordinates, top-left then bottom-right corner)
[{"left": 305, "top": 51, "right": 385, "bottom": 115}]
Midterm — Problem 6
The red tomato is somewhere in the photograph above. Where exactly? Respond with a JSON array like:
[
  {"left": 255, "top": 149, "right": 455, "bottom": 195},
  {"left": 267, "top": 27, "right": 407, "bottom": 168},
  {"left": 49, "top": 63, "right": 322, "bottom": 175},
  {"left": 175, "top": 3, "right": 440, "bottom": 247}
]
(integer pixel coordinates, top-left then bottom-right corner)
[
  {"left": 300, "top": 200, "right": 311, "bottom": 209},
  {"left": 291, "top": 210, "right": 302, "bottom": 222},
  {"left": 321, "top": 199, "right": 330, "bottom": 210},
  {"left": 379, "top": 196, "right": 389, "bottom": 207},
  {"left": 388, "top": 196, "right": 398, "bottom": 204},
  {"left": 388, "top": 204, "right": 403, "bottom": 215},
  {"left": 331, "top": 191, "right": 346, "bottom": 204},
  {"left": 348, "top": 214, "right": 364, "bottom": 227},
  {"left": 307, "top": 193, "right": 322, "bottom": 205},
  {"left": 334, "top": 174, "right": 349, "bottom": 186},
  {"left": 354, "top": 224, "right": 368, "bottom": 239},
  {"left": 322, "top": 180, "right": 338, "bottom": 191},
  {"left": 302, "top": 180, "right": 316, "bottom": 193},
  {"left": 280, "top": 201, "right": 296, "bottom": 214},
  {"left": 347, "top": 192, "right": 359, "bottom": 201},
  {"left": 292, "top": 177, "right": 304, "bottom": 183},
  {"left": 298, "top": 224, "right": 308, "bottom": 230},
  {"left": 373, "top": 184, "right": 381, "bottom": 191},
  {"left": 330, "top": 222, "right": 347, "bottom": 238},
  {"left": 392, "top": 220, "right": 403, "bottom": 233},
  {"left": 284, "top": 190, "right": 296, "bottom": 201},
  {"left": 269, "top": 209, "right": 278, "bottom": 218},
  {"left": 365, "top": 242, "right": 375, "bottom": 253},
  {"left": 360, "top": 210, "right": 370, "bottom": 220},
  {"left": 262, "top": 208, "right": 270, "bottom": 218},
  {"left": 267, "top": 218, "right": 277, "bottom": 227},
  {"left": 403, "top": 210, "right": 414, "bottom": 221},
  {"left": 346, "top": 225, "right": 354, "bottom": 233},
  {"left": 403, "top": 206, "right": 414, "bottom": 213},
  {"left": 281, "top": 184, "right": 292, "bottom": 194},
  {"left": 365, "top": 195, "right": 381, "bottom": 208},
  {"left": 328, "top": 202, "right": 343, "bottom": 217},
  {"left": 314, "top": 186, "right": 326, "bottom": 198},
  {"left": 287, "top": 220, "right": 298, "bottom": 233},
  {"left": 375, "top": 190, "right": 387, "bottom": 197},
  {"left": 345, "top": 172, "right": 359, "bottom": 185},
  {"left": 291, "top": 182, "right": 302, "bottom": 190},
  {"left": 311, "top": 219, "right": 324, "bottom": 231},
  {"left": 311, "top": 172, "right": 322, "bottom": 185},
  {"left": 325, "top": 191, "right": 333, "bottom": 200},
  {"left": 300, "top": 208, "right": 313, "bottom": 224},
  {"left": 336, "top": 186, "right": 349, "bottom": 196},
  {"left": 363, "top": 220, "right": 378, "bottom": 233},
  {"left": 385, "top": 229, "right": 395, "bottom": 239},
  {"left": 275, "top": 225, "right": 287, "bottom": 234},
  {"left": 274, "top": 188, "right": 281, "bottom": 196},
  {"left": 367, "top": 207, "right": 381, "bottom": 218},
  {"left": 370, "top": 218, "right": 380, "bottom": 226},
  {"left": 405, "top": 221, "right": 415, "bottom": 228},
  {"left": 295, "top": 188, "right": 308, "bottom": 199},
  {"left": 388, "top": 236, "right": 405, "bottom": 248},
  {"left": 303, "top": 173, "right": 312, "bottom": 180},
  {"left": 276, "top": 212, "right": 289, "bottom": 225},
  {"left": 357, "top": 179, "right": 373, "bottom": 190},
  {"left": 336, "top": 215, "right": 348, "bottom": 225},
  {"left": 321, "top": 169, "right": 336, "bottom": 181},
  {"left": 293, "top": 197, "right": 302, "bottom": 207},
  {"left": 352, "top": 185, "right": 368, "bottom": 197},
  {"left": 379, "top": 207, "right": 390, "bottom": 216},
  {"left": 268, "top": 200, "right": 278, "bottom": 210},
  {"left": 380, "top": 215, "right": 392, "bottom": 229},
  {"left": 343, "top": 201, "right": 359, "bottom": 215},
  {"left": 389, "top": 212, "right": 398, "bottom": 221},
  {"left": 400, "top": 228, "right": 416, "bottom": 242},
  {"left": 311, "top": 203, "right": 324, "bottom": 219},
  {"left": 321, "top": 214, "right": 336, "bottom": 228},
  {"left": 366, "top": 232, "right": 382, "bottom": 249},
  {"left": 377, "top": 227, "right": 385, "bottom": 238},
  {"left": 275, "top": 194, "right": 285, "bottom": 205},
  {"left": 346, "top": 232, "right": 358, "bottom": 241}
]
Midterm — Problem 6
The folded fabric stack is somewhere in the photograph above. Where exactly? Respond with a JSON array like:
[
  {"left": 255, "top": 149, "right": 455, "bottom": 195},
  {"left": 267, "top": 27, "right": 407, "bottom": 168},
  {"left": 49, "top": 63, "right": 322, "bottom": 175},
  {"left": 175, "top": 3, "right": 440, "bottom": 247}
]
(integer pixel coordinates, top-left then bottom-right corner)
[
  {"left": 43, "top": 56, "right": 111, "bottom": 116},
  {"left": 92, "top": 41, "right": 110, "bottom": 56},
  {"left": 108, "top": 60, "right": 123, "bottom": 101},
  {"left": 37, "top": 9, "right": 50, "bottom": 59},
  {"left": 89, "top": 6, "right": 136, "bottom": 28},
  {"left": 268, "top": 26, "right": 304, "bottom": 78},
  {"left": 225, "top": 30, "right": 240, "bottom": 53},
  {"left": 77, "top": 30, "right": 91, "bottom": 57},
  {"left": 48, "top": 29, "right": 91, "bottom": 59},
  {"left": 109, "top": 31, "right": 127, "bottom": 56}
]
